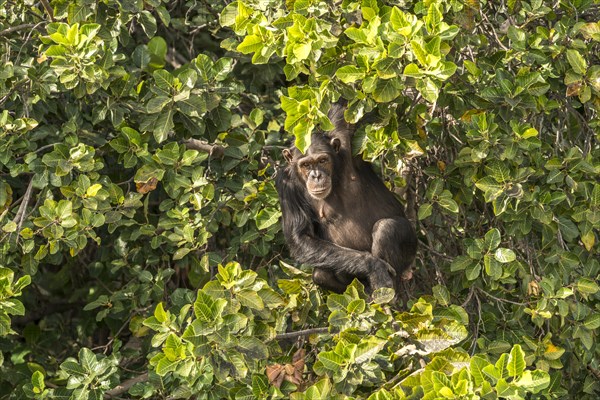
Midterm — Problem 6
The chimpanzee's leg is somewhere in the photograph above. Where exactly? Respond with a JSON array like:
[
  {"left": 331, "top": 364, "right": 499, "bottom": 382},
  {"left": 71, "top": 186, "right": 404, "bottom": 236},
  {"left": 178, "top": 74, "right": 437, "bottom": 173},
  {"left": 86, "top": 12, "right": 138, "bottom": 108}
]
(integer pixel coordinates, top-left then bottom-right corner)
[
  {"left": 371, "top": 217, "right": 417, "bottom": 289},
  {"left": 312, "top": 268, "right": 354, "bottom": 293}
]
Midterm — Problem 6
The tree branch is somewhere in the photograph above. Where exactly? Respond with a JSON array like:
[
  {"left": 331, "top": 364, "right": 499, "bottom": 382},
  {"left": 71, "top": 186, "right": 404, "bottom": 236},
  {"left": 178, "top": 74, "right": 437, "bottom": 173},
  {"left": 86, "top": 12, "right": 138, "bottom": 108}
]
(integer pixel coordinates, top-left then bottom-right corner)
[
  {"left": 39, "top": 0, "right": 55, "bottom": 22},
  {"left": 274, "top": 327, "right": 329, "bottom": 341},
  {"left": 182, "top": 139, "right": 225, "bottom": 159},
  {"left": 12, "top": 179, "right": 34, "bottom": 240},
  {"left": 0, "top": 24, "right": 39, "bottom": 37},
  {"left": 104, "top": 373, "right": 149, "bottom": 398}
]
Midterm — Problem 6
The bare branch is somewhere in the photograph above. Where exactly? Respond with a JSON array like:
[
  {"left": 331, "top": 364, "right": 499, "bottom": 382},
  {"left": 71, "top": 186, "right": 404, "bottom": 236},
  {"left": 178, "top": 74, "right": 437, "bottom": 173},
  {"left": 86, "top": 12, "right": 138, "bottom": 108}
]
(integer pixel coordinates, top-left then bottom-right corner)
[
  {"left": 12, "top": 179, "right": 35, "bottom": 240},
  {"left": 477, "top": 288, "right": 530, "bottom": 306},
  {"left": 274, "top": 327, "right": 329, "bottom": 341},
  {"left": 0, "top": 24, "right": 40, "bottom": 37},
  {"left": 183, "top": 139, "right": 225, "bottom": 159},
  {"left": 39, "top": 0, "right": 56, "bottom": 22}
]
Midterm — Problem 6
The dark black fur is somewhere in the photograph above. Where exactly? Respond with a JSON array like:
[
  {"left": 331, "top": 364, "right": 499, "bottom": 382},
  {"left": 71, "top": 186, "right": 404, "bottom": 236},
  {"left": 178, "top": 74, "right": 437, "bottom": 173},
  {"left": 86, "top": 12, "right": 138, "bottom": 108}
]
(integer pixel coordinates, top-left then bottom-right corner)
[{"left": 276, "top": 105, "right": 417, "bottom": 293}]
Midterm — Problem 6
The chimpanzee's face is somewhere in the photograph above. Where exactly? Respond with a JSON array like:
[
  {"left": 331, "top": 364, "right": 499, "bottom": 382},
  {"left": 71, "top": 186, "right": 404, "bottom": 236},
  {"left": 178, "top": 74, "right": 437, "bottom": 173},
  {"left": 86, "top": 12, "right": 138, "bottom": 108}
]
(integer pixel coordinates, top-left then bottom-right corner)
[
  {"left": 295, "top": 152, "right": 334, "bottom": 199},
  {"left": 282, "top": 135, "right": 341, "bottom": 200}
]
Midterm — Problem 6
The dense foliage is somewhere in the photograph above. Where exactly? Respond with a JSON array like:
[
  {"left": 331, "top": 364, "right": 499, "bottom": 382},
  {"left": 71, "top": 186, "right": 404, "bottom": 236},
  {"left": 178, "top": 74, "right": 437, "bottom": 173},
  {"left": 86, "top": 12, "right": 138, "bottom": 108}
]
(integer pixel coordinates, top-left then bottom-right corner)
[{"left": 0, "top": 0, "right": 599, "bottom": 398}]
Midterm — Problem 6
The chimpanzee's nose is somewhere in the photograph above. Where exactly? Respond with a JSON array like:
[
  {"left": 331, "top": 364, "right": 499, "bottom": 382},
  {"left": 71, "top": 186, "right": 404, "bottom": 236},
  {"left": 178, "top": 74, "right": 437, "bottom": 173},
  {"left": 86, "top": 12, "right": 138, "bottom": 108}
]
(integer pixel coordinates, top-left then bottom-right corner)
[{"left": 309, "top": 170, "right": 322, "bottom": 181}]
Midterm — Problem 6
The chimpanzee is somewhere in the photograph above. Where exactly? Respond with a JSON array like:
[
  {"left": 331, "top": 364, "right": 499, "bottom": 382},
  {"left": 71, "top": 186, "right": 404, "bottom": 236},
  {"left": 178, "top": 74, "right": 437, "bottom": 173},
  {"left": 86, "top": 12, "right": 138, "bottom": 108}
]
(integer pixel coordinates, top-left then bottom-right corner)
[{"left": 275, "top": 104, "right": 417, "bottom": 294}]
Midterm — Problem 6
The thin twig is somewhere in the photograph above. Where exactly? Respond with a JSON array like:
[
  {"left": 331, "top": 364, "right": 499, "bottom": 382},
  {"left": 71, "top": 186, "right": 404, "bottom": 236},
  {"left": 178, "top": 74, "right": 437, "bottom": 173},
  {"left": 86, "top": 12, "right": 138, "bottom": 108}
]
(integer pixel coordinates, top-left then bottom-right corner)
[
  {"left": 477, "top": 287, "right": 529, "bottom": 306},
  {"left": 479, "top": 11, "right": 508, "bottom": 51},
  {"left": 274, "top": 327, "right": 329, "bottom": 341},
  {"left": 15, "top": 143, "right": 59, "bottom": 161},
  {"left": 461, "top": 285, "right": 476, "bottom": 308},
  {"left": 12, "top": 179, "right": 34, "bottom": 240},
  {"left": 418, "top": 240, "right": 454, "bottom": 261}
]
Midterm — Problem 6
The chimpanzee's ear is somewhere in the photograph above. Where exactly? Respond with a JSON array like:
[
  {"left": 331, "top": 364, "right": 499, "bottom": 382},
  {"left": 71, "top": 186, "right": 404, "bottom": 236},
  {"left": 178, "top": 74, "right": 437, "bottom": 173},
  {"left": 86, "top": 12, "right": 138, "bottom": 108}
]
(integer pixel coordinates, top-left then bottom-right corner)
[
  {"left": 283, "top": 149, "right": 294, "bottom": 162},
  {"left": 331, "top": 137, "right": 341, "bottom": 153}
]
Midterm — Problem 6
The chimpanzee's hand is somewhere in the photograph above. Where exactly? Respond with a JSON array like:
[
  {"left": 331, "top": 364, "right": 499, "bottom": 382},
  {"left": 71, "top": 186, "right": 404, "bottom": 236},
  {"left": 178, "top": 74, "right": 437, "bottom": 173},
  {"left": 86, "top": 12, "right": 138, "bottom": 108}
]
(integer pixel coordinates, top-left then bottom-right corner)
[{"left": 367, "top": 257, "right": 395, "bottom": 291}]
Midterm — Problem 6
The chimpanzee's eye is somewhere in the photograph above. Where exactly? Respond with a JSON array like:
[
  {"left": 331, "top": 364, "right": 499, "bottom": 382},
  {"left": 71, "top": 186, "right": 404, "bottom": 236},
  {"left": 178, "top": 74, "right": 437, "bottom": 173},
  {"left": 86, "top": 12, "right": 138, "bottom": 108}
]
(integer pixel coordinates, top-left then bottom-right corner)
[{"left": 319, "top": 158, "right": 328, "bottom": 164}]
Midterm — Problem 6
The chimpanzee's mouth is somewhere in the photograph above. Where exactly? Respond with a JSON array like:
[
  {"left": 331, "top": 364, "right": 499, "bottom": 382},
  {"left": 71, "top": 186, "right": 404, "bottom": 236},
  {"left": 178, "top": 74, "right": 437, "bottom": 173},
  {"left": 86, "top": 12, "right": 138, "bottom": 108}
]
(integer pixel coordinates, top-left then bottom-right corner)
[{"left": 310, "top": 187, "right": 331, "bottom": 199}]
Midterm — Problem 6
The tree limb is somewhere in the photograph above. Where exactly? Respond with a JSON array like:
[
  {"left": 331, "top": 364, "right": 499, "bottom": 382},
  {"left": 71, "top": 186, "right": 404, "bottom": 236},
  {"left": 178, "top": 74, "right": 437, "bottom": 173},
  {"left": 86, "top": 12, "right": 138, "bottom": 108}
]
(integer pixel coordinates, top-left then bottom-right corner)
[
  {"left": 183, "top": 139, "right": 225, "bottom": 159},
  {"left": 104, "top": 373, "right": 149, "bottom": 398},
  {"left": 274, "top": 327, "right": 329, "bottom": 341},
  {"left": 39, "top": 0, "right": 55, "bottom": 22},
  {"left": 0, "top": 24, "right": 39, "bottom": 37}
]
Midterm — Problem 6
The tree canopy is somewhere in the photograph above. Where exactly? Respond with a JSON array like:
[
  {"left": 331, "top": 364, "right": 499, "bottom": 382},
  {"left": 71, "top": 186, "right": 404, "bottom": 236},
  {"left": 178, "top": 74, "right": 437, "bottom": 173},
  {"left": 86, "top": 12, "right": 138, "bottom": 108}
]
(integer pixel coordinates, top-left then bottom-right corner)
[{"left": 0, "top": 0, "right": 599, "bottom": 399}]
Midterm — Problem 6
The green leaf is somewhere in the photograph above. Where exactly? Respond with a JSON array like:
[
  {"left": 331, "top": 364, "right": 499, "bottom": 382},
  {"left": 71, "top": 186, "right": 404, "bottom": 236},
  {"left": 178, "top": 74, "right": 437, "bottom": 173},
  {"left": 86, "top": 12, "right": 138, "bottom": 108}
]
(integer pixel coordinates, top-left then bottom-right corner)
[
  {"left": 237, "top": 289, "right": 264, "bottom": 310},
  {"left": 237, "top": 337, "right": 269, "bottom": 359},
  {"left": 438, "top": 196, "right": 459, "bottom": 214},
  {"left": 475, "top": 176, "right": 503, "bottom": 198},
  {"left": 543, "top": 344, "right": 565, "bottom": 360},
  {"left": 173, "top": 247, "right": 191, "bottom": 261},
  {"left": 153, "top": 69, "right": 176, "bottom": 91},
  {"left": 566, "top": 49, "right": 587, "bottom": 75},
  {"left": 139, "top": 10, "right": 157, "bottom": 38},
  {"left": 432, "top": 285, "right": 450, "bottom": 306},
  {"left": 318, "top": 351, "right": 345, "bottom": 371},
  {"left": 470, "top": 356, "right": 491, "bottom": 386},
  {"left": 86, "top": 184, "right": 102, "bottom": 197},
  {"left": 146, "top": 96, "right": 171, "bottom": 113},
  {"left": 134, "top": 164, "right": 165, "bottom": 184},
  {"left": 486, "top": 161, "right": 511, "bottom": 182},
  {"left": 60, "top": 360, "right": 86, "bottom": 376},
  {"left": 78, "top": 348, "right": 98, "bottom": 373},
  {"left": 31, "top": 371, "right": 45, "bottom": 391},
  {"left": 1, "top": 299, "right": 25, "bottom": 316},
  {"left": 450, "top": 255, "right": 473, "bottom": 271},
  {"left": 154, "top": 302, "right": 168, "bottom": 323},
  {"left": 346, "top": 298, "right": 365, "bottom": 314},
  {"left": 434, "top": 60, "right": 457, "bottom": 80},
  {"left": 465, "top": 263, "right": 481, "bottom": 280},
  {"left": 148, "top": 36, "right": 167, "bottom": 63},
  {"left": 153, "top": 108, "right": 175, "bottom": 143},
  {"left": 410, "top": 40, "right": 427, "bottom": 66},
  {"left": 155, "top": 354, "right": 179, "bottom": 375},
  {"left": 370, "top": 287, "right": 395, "bottom": 304},
  {"left": 426, "top": 4, "right": 442, "bottom": 33},
  {"left": 583, "top": 314, "right": 600, "bottom": 330},
  {"left": 2, "top": 221, "right": 17, "bottom": 233},
  {"left": 494, "top": 248, "right": 516, "bottom": 263},
  {"left": 372, "top": 77, "right": 403, "bottom": 102},
  {"left": 515, "top": 370, "right": 551, "bottom": 393},
  {"left": 335, "top": 65, "right": 365, "bottom": 84},
  {"left": 293, "top": 42, "right": 311, "bottom": 61},
  {"left": 416, "top": 77, "right": 439, "bottom": 102},
  {"left": 576, "top": 278, "right": 599, "bottom": 294},
  {"left": 557, "top": 217, "right": 579, "bottom": 241},
  {"left": 237, "top": 35, "right": 263, "bottom": 54},
  {"left": 354, "top": 337, "right": 386, "bottom": 364},
  {"left": 507, "top": 344, "right": 526, "bottom": 377},
  {"left": 345, "top": 27, "right": 369, "bottom": 44},
  {"left": 418, "top": 203, "right": 433, "bottom": 220},
  {"left": 194, "top": 290, "right": 220, "bottom": 321},
  {"left": 485, "top": 229, "right": 501, "bottom": 250},
  {"left": 403, "top": 63, "right": 422, "bottom": 78},
  {"left": 255, "top": 207, "right": 281, "bottom": 230},
  {"left": 327, "top": 294, "right": 350, "bottom": 311},
  {"left": 590, "top": 184, "right": 600, "bottom": 208}
]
